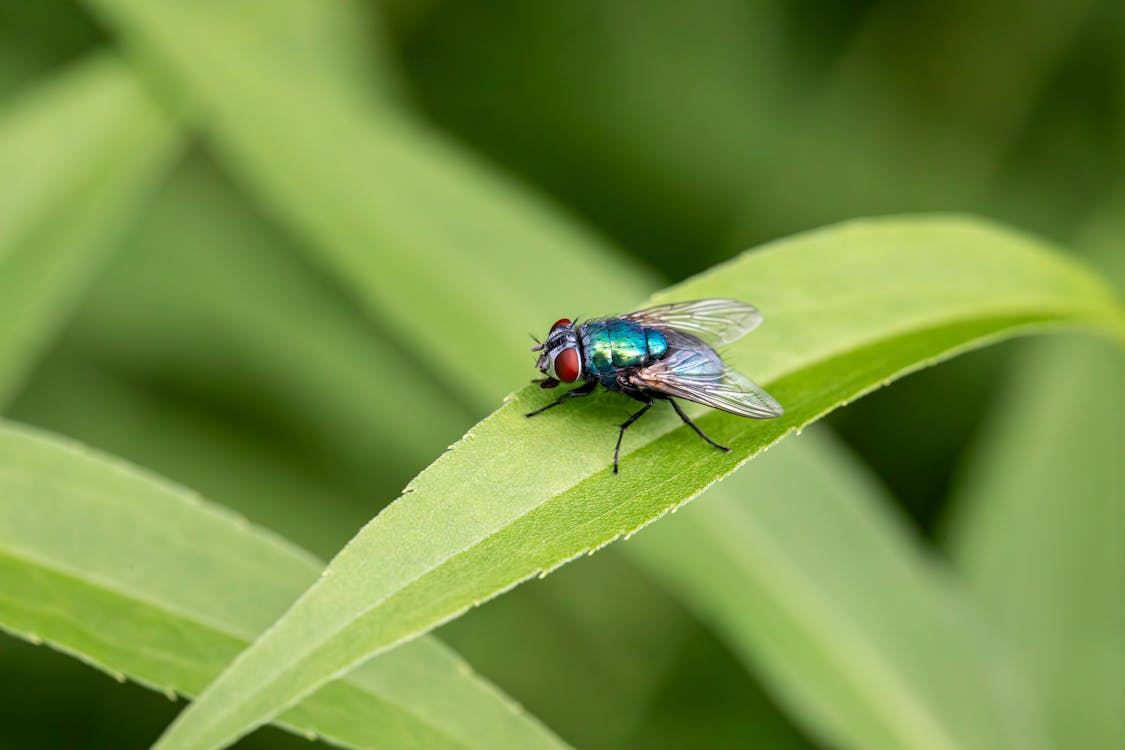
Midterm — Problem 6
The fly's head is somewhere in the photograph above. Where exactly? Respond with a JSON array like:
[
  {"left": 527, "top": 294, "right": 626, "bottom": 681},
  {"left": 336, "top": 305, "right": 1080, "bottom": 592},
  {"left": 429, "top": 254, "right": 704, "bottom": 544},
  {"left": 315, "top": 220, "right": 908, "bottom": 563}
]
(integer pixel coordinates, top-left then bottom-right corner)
[{"left": 531, "top": 318, "right": 581, "bottom": 388}]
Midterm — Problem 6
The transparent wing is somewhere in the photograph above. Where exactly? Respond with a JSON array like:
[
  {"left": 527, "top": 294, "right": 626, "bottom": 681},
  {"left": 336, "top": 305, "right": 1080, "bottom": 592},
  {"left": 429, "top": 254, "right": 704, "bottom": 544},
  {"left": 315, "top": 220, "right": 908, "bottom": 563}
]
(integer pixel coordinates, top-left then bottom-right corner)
[
  {"left": 622, "top": 299, "right": 763, "bottom": 347},
  {"left": 629, "top": 348, "right": 783, "bottom": 419}
]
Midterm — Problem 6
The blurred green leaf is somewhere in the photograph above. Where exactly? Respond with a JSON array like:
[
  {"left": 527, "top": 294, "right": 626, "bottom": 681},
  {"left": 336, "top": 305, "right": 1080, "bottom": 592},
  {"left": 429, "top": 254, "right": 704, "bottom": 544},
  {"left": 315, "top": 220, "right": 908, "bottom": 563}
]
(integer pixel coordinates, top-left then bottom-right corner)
[
  {"left": 0, "top": 54, "right": 178, "bottom": 407},
  {"left": 437, "top": 551, "right": 702, "bottom": 750},
  {"left": 398, "top": 0, "right": 806, "bottom": 265},
  {"left": 8, "top": 156, "right": 474, "bottom": 556},
  {"left": 397, "top": 1, "right": 1097, "bottom": 254},
  {"left": 0, "top": 420, "right": 567, "bottom": 750},
  {"left": 85, "top": 0, "right": 646, "bottom": 404},
  {"left": 243, "top": 0, "right": 401, "bottom": 105},
  {"left": 6, "top": 3, "right": 466, "bottom": 555},
  {"left": 615, "top": 623, "right": 814, "bottom": 750},
  {"left": 628, "top": 426, "right": 1044, "bottom": 750},
  {"left": 147, "top": 216, "right": 1125, "bottom": 750},
  {"left": 943, "top": 201, "right": 1125, "bottom": 750},
  {"left": 0, "top": 2, "right": 107, "bottom": 98},
  {"left": 738, "top": 0, "right": 1097, "bottom": 240},
  {"left": 945, "top": 336, "right": 1124, "bottom": 750}
]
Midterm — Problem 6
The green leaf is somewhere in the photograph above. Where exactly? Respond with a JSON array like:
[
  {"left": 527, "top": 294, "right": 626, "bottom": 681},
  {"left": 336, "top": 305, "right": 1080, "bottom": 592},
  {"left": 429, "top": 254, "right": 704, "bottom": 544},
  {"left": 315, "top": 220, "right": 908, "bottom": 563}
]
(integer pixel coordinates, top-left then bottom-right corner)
[
  {"left": 84, "top": 0, "right": 649, "bottom": 405},
  {"left": 0, "top": 54, "right": 179, "bottom": 406},
  {"left": 399, "top": 0, "right": 805, "bottom": 260},
  {"left": 145, "top": 216, "right": 1125, "bottom": 750},
  {"left": 627, "top": 425, "right": 1045, "bottom": 750},
  {"left": 0, "top": 420, "right": 567, "bottom": 750}
]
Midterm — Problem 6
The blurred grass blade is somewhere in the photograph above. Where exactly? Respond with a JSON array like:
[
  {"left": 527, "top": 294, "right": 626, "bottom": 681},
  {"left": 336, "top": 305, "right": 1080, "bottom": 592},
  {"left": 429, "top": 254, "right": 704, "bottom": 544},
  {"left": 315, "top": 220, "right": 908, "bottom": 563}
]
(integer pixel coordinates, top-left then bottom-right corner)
[
  {"left": 85, "top": 0, "right": 643, "bottom": 404},
  {"left": 35, "top": 158, "right": 476, "bottom": 553},
  {"left": 944, "top": 335, "right": 1125, "bottom": 749},
  {"left": 0, "top": 54, "right": 178, "bottom": 407},
  {"left": 0, "top": 421, "right": 567, "bottom": 750},
  {"left": 238, "top": 0, "right": 402, "bottom": 106},
  {"left": 146, "top": 217, "right": 1125, "bottom": 750},
  {"left": 943, "top": 202, "right": 1125, "bottom": 750},
  {"left": 740, "top": 0, "right": 1094, "bottom": 239},
  {"left": 628, "top": 426, "right": 1043, "bottom": 750}
]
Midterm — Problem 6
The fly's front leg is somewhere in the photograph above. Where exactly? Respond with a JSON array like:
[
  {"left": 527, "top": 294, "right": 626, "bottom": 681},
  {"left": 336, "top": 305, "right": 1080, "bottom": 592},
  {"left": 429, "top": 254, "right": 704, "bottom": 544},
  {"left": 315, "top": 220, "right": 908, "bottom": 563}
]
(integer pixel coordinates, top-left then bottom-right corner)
[
  {"left": 669, "top": 398, "right": 730, "bottom": 453},
  {"left": 613, "top": 396, "right": 654, "bottom": 474},
  {"left": 525, "top": 379, "right": 597, "bottom": 418}
]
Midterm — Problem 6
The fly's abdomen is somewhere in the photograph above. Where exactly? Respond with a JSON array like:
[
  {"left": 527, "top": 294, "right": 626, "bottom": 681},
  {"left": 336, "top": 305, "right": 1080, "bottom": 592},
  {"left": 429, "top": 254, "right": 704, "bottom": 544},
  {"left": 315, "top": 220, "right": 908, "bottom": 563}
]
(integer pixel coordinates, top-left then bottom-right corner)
[
  {"left": 645, "top": 327, "right": 668, "bottom": 359},
  {"left": 581, "top": 320, "right": 669, "bottom": 381}
]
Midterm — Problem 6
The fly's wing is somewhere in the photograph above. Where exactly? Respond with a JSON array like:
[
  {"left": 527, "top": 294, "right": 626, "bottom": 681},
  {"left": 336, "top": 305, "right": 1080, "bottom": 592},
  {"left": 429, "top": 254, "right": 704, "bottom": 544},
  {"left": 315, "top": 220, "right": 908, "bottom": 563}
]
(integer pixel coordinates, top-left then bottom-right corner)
[
  {"left": 630, "top": 348, "right": 784, "bottom": 419},
  {"left": 621, "top": 299, "right": 763, "bottom": 348}
]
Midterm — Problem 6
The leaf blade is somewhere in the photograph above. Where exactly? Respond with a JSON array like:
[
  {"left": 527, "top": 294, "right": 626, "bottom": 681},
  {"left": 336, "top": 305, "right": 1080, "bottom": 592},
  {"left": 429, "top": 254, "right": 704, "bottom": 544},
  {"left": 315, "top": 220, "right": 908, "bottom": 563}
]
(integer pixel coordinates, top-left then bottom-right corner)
[
  {"left": 145, "top": 216, "right": 1125, "bottom": 750},
  {"left": 0, "top": 420, "right": 567, "bottom": 750}
]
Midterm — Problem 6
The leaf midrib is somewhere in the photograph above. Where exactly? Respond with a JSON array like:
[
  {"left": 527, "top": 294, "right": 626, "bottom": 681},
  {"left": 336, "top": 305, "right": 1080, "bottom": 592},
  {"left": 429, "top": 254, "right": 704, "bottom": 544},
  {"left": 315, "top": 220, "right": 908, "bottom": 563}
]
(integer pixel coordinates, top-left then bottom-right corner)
[{"left": 727, "top": 297, "right": 1121, "bottom": 383}]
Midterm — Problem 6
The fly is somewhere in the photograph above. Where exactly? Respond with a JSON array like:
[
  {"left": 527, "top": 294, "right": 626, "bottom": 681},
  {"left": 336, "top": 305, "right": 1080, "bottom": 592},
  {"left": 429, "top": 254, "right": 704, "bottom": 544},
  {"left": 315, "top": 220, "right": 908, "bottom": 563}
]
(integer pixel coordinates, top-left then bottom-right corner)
[{"left": 527, "top": 298, "right": 783, "bottom": 474}]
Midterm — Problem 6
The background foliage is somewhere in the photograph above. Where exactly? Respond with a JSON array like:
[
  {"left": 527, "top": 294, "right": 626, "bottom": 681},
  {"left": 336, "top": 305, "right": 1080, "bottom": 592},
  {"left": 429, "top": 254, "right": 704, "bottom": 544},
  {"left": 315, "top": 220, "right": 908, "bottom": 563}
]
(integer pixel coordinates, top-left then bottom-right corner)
[{"left": 0, "top": 1, "right": 1122, "bottom": 749}]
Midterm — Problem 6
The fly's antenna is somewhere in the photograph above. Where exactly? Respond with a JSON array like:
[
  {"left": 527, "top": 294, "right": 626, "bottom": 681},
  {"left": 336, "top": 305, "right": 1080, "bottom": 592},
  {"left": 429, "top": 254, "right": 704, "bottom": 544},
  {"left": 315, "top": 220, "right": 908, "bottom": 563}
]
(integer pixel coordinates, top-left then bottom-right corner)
[{"left": 529, "top": 333, "right": 544, "bottom": 351}]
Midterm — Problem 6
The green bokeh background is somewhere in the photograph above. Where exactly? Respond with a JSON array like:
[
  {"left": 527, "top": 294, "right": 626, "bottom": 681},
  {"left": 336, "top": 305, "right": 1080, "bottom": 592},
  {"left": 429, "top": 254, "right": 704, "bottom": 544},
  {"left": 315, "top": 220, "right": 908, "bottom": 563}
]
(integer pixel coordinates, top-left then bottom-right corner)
[{"left": 1, "top": 1, "right": 1121, "bottom": 748}]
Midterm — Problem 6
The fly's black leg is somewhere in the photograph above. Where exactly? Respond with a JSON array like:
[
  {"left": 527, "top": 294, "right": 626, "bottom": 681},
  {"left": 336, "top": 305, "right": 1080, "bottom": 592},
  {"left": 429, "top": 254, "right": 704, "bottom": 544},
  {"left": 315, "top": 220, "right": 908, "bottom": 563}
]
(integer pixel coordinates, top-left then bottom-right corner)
[
  {"left": 669, "top": 398, "right": 730, "bottom": 454},
  {"left": 613, "top": 397, "right": 654, "bottom": 475},
  {"left": 525, "top": 380, "right": 597, "bottom": 418}
]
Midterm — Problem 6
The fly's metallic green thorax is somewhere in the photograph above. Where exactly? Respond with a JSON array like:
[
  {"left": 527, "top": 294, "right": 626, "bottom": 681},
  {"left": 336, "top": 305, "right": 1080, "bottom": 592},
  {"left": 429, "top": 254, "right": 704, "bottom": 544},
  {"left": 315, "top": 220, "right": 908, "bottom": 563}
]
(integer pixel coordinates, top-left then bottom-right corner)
[{"left": 580, "top": 319, "right": 668, "bottom": 385}]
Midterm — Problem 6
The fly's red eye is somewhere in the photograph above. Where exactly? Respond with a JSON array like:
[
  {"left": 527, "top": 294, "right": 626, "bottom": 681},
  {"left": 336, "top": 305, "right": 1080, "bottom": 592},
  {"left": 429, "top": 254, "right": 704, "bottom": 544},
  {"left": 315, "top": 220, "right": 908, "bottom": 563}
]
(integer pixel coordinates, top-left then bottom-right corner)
[
  {"left": 554, "top": 347, "right": 580, "bottom": 382},
  {"left": 551, "top": 318, "right": 571, "bottom": 332}
]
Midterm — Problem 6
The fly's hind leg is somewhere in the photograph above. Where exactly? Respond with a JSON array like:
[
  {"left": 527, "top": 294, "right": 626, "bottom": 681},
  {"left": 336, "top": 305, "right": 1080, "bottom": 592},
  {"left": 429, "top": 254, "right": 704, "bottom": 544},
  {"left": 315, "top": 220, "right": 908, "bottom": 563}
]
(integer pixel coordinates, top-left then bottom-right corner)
[
  {"left": 525, "top": 379, "right": 597, "bottom": 418},
  {"left": 669, "top": 398, "right": 730, "bottom": 454}
]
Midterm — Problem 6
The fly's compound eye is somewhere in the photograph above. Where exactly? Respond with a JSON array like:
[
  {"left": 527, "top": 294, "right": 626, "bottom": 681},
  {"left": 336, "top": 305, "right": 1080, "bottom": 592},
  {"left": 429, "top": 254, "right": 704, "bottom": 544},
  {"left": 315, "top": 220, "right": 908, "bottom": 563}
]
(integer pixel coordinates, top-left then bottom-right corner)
[
  {"left": 553, "top": 347, "right": 581, "bottom": 383},
  {"left": 550, "top": 318, "right": 571, "bottom": 332}
]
